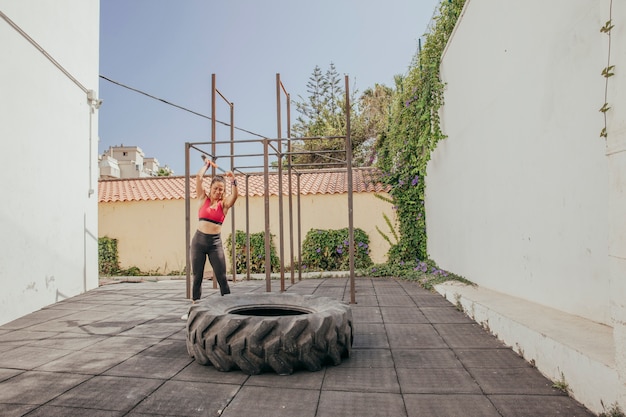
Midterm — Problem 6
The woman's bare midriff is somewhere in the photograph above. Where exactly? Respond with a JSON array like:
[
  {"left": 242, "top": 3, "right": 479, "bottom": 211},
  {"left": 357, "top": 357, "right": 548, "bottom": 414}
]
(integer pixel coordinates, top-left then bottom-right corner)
[{"left": 197, "top": 221, "right": 222, "bottom": 235}]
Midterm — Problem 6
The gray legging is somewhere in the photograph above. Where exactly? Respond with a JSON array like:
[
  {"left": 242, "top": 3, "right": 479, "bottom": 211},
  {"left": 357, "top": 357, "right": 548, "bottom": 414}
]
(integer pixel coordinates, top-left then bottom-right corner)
[{"left": 191, "top": 230, "right": 231, "bottom": 300}]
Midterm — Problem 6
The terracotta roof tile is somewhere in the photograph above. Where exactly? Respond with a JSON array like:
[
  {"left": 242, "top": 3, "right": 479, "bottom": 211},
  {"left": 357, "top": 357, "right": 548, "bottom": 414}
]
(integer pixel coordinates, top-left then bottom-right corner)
[{"left": 98, "top": 168, "right": 390, "bottom": 203}]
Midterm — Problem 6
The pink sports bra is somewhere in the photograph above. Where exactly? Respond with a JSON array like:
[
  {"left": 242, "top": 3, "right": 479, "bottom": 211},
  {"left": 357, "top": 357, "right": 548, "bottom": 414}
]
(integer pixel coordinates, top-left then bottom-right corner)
[{"left": 198, "top": 199, "right": 225, "bottom": 225}]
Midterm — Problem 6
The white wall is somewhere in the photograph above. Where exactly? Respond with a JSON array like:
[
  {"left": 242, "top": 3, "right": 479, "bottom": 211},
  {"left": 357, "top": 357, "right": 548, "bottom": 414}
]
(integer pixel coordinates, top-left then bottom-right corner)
[
  {"left": 427, "top": 0, "right": 611, "bottom": 324},
  {"left": 0, "top": 1, "right": 100, "bottom": 325},
  {"left": 605, "top": 0, "right": 626, "bottom": 408}
]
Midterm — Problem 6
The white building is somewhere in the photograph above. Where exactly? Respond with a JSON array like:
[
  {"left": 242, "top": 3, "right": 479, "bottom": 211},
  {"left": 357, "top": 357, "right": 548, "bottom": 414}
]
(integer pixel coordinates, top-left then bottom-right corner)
[
  {"left": 99, "top": 145, "right": 171, "bottom": 179},
  {"left": 0, "top": 1, "right": 100, "bottom": 325},
  {"left": 428, "top": 0, "right": 626, "bottom": 413}
]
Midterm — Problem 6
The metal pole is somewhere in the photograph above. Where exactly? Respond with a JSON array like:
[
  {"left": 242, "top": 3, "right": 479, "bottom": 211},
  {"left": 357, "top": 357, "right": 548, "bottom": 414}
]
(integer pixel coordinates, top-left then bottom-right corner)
[
  {"left": 345, "top": 75, "right": 356, "bottom": 304},
  {"left": 287, "top": 92, "right": 295, "bottom": 285},
  {"left": 245, "top": 174, "right": 251, "bottom": 280},
  {"left": 230, "top": 102, "right": 236, "bottom": 283},
  {"left": 276, "top": 74, "right": 285, "bottom": 292},
  {"left": 263, "top": 138, "right": 271, "bottom": 292},
  {"left": 297, "top": 173, "right": 302, "bottom": 281},
  {"left": 185, "top": 143, "right": 191, "bottom": 299},
  {"left": 210, "top": 74, "right": 217, "bottom": 289}
]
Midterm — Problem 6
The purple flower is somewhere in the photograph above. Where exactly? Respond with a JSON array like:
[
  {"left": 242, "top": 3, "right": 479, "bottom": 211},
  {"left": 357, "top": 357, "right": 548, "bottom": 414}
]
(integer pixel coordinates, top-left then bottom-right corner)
[
  {"left": 316, "top": 248, "right": 321, "bottom": 253},
  {"left": 337, "top": 248, "right": 343, "bottom": 254},
  {"left": 411, "top": 175, "right": 419, "bottom": 186}
]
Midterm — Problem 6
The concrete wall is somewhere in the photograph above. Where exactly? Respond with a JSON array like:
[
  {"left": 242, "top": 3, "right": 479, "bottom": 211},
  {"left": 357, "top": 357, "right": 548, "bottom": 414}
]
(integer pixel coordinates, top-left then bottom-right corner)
[
  {"left": 427, "top": 0, "right": 610, "bottom": 324},
  {"left": 0, "top": 1, "right": 100, "bottom": 325},
  {"left": 606, "top": 0, "right": 626, "bottom": 409},
  {"left": 98, "top": 191, "right": 395, "bottom": 274},
  {"left": 426, "top": 0, "right": 626, "bottom": 411}
]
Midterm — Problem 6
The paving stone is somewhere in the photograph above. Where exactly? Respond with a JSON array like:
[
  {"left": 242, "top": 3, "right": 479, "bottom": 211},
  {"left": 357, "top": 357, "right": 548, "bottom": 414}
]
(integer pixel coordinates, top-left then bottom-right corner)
[
  {"left": 350, "top": 295, "right": 378, "bottom": 306},
  {"left": 411, "top": 294, "right": 455, "bottom": 307},
  {"left": 0, "top": 371, "right": 91, "bottom": 405},
  {"left": 340, "top": 348, "right": 395, "bottom": 368},
  {"left": 1, "top": 309, "right": 74, "bottom": 330},
  {"left": 26, "top": 332, "right": 106, "bottom": 351},
  {"left": 117, "top": 323, "right": 181, "bottom": 339},
  {"left": 386, "top": 324, "right": 447, "bottom": 349},
  {"left": 24, "top": 406, "right": 121, "bottom": 417},
  {"left": 245, "top": 367, "right": 325, "bottom": 389},
  {"left": 0, "top": 345, "right": 72, "bottom": 370},
  {"left": 420, "top": 306, "right": 475, "bottom": 323},
  {"left": 84, "top": 335, "right": 160, "bottom": 354},
  {"left": 352, "top": 331, "right": 390, "bottom": 349},
  {"left": 104, "top": 354, "right": 193, "bottom": 379},
  {"left": 489, "top": 394, "right": 596, "bottom": 416},
  {"left": 220, "top": 385, "right": 318, "bottom": 417},
  {"left": 351, "top": 306, "right": 383, "bottom": 323},
  {"left": 49, "top": 375, "right": 163, "bottom": 412},
  {"left": 323, "top": 366, "right": 400, "bottom": 393},
  {"left": 404, "top": 393, "right": 501, "bottom": 417},
  {"left": 455, "top": 348, "right": 530, "bottom": 368},
  {"left": 0, "top": 403, "right": 38, "bottom": 417},
  {"left": 2, "top": 328, "right": 60, "bottom": 343},
  {"left": 354, "top": 322, "right": 386, "bottom": 335},
  {"left": 381, "top": 307, "right": 429, "bottom": 324},
  {"left": 434, "top": 323, "right": 506, "bottom": 348},
  {"left": 0, "top": 368, "right": 23, "bottom": 383},
  {"left": 392, "top": 348, "right": 464, "bottom": 369},
  {"left": 317, "top": 391, "right": 407, "bottom": 417},
  {"left": 397, "top": 368, "right": 482, "bottom": 394},
  {"left": 140, "top": 338, "right": 189, "bottom": 357},
  {"left": 173, "top": 362, "right": 249, "bottom": 385},
  {"left": 132, "top": 380, "right": 239, "bottom": 417},
  {"left": 469, "top": 367, "right": 564, "bottom": 395},
  {"left": 36, "top": 349, "right": 135, "bottom": 374},
  {"left": 377, "top": 294, "right": 416, "bottom": 307}
]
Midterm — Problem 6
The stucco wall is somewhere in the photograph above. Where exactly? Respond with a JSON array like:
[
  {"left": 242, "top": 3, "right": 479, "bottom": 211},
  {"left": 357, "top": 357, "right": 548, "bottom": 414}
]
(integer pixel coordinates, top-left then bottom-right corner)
[
  {"left": 426, "top": 0, "right": 611, "bottom": 324},
  {"left": 98, "top": 192, "right": 394, "bottom": 274},
  {"left": 0, "top": 1, "right": 100, "bottom": 325}
]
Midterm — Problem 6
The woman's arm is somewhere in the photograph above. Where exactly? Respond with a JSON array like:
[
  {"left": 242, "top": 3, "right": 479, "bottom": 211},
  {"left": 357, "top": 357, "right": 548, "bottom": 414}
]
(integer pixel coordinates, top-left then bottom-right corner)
[
  {"left": 223, "top": 172, "right": 239, "bottom": 209},
  {"left": 195, "top": 161, "right": 210, "bottom": 200}
]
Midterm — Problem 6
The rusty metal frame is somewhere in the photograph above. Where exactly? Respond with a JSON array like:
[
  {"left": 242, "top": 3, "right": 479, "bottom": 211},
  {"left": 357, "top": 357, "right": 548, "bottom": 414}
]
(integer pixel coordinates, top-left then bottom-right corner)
[{"left": 184, "top": 74, "right": 356, "bottom": 304}]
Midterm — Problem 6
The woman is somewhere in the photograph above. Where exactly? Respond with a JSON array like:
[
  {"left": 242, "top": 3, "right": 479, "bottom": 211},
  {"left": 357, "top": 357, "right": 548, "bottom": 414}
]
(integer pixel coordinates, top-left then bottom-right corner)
[{"left": 190, "top": 158, "right": 238, "bottom": 302}]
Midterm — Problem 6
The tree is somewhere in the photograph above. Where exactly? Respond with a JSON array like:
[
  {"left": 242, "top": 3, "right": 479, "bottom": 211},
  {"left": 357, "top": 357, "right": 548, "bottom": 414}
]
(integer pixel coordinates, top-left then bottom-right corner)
[
  {"left": 156, "top": 166, "right": 173, "bottom": 176},
  {"left": 290, "top": 63, "right": 393, "bottom": 169}
]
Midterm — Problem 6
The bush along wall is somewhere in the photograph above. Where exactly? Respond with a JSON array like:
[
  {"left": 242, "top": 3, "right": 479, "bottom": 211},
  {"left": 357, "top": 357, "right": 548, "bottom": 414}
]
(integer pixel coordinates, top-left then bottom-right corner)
[
  {"left": 226, "top": 230, "right": 280, "bottom": 274},
  {"left": 98, "top": 236, "right": 119, "bottom": 275},
  {"left": 301, "top": 228, "right": 373, "bottom": 272}
]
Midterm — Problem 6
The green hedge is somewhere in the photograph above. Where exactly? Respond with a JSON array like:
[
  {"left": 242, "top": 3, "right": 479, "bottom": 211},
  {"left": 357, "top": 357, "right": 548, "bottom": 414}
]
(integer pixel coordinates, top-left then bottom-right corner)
[
  {"left": 226, "top": 230, "right": 280, "bottom": 274},
  {"left": 301, "top": 228, "right": 373, "bottom": 271}
]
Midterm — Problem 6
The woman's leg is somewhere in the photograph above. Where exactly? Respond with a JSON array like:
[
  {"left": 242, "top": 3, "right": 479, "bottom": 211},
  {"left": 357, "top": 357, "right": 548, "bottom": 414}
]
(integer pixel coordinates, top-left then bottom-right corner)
[
  {"left": 190, "top": 231, "right": 208, "bottom": 301},
  {"left": 207, "top": 234, "right": 230, "bottom": 295}
]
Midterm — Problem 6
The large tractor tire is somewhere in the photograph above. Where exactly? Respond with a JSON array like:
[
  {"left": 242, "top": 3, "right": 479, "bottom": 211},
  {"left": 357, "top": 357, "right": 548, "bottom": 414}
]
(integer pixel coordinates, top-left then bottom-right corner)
[{"left": 185, "top": 293, "right": 353, "bottom": 375}]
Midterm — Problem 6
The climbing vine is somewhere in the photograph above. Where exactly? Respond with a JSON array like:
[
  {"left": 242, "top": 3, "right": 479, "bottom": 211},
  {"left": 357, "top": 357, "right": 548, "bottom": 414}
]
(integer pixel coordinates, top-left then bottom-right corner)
[
  {"left": 375, "top": 0, "right": 466, "bottom": 263},
  {"left": 599, "top": 1, "right": 614, "bottom": 139}
]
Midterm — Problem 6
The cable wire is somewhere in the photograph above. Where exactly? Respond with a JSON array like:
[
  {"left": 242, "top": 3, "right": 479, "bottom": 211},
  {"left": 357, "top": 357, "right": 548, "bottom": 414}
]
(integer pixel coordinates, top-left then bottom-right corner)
[{"left": 99, "top": 75, "right": 267, "bottom": 139}]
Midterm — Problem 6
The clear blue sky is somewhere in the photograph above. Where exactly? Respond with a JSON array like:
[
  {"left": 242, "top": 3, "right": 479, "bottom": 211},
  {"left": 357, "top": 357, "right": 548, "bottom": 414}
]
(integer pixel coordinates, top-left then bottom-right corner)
[{"left": 99, "top": 0, "right": 441, "bottom": 175}]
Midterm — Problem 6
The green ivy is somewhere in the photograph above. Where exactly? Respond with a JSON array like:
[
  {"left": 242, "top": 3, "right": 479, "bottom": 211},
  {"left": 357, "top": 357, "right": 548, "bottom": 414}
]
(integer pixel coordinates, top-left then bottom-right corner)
[
  {"left": 301, "top": 228, "right": 373, "bottom": 271},
  {"left": 226, "top": 230, "right": 280, "bottom": 274},
  {"left": 376, "top": 0, "right": 466, "bottom": 264},
  {"left": 98, "top": 236, "right": 120, "bottom": 275}
]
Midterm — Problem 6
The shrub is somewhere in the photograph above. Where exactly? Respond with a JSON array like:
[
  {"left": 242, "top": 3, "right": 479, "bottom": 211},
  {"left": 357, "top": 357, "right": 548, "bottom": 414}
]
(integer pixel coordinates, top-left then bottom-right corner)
[
  {"left": 98, "top": 236, "right": 119, "bottom": 275},
  {"left": 301, "top": 228, "right": 373, "bottom": 271},
  {"left": 226, "top": 230, "right": 280, "bottom": 274}
]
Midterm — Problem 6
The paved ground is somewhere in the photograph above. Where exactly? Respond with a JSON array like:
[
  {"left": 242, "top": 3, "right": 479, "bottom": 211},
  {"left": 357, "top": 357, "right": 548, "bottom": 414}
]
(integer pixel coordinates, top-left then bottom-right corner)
[{"left": 0, "top": 277, "right": 596, "bottom": 417}]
